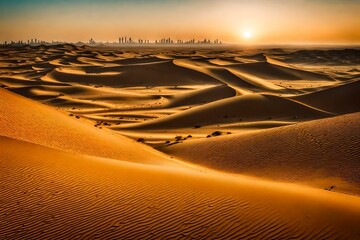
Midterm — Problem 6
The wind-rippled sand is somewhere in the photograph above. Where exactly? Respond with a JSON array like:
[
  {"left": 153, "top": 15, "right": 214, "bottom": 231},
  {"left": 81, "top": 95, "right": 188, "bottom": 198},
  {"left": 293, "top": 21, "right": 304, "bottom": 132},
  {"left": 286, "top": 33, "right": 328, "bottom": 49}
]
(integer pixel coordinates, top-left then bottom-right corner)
[{"left": 1, "top": 44, "right": 360, "bottom": 239}]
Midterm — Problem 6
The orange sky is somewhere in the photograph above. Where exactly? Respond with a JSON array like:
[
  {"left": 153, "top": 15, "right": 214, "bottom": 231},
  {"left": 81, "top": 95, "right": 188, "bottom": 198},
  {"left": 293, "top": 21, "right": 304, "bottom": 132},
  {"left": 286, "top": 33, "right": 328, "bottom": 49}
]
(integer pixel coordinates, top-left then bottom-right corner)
[{"left": 0, "top": 0, "right": 359, "bottom": 44}]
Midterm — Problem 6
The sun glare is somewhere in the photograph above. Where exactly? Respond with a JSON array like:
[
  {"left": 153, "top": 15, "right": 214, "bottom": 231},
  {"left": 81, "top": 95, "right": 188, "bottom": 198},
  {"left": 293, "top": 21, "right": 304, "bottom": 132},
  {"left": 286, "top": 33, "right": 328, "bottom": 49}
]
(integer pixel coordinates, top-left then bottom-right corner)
[{"left": 242, "top": 31, "right": 252, "bottom": 39}]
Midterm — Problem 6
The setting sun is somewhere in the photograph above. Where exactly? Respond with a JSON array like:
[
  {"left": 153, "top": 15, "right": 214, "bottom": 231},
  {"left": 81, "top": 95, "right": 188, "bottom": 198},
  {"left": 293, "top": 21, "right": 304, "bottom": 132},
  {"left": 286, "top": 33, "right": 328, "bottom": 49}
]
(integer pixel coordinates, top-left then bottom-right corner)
[{"left": 242, "top": 31, "right": 252, "bottom": 39}]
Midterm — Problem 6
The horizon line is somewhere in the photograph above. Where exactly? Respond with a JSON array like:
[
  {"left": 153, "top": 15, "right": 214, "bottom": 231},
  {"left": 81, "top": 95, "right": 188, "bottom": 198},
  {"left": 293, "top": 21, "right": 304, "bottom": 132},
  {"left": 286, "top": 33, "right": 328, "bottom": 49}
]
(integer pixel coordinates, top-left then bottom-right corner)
[{"left": 2, "top": 42, "right": 360, "bottom": 49}]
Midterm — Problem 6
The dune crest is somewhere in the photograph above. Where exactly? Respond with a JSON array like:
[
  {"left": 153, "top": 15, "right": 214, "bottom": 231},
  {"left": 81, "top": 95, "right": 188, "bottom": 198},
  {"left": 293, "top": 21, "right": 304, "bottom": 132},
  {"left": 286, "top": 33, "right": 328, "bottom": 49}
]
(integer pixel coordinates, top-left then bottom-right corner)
[
  {"left": 118, "top": 93, "right": 331, "bottom": 130},
  {"left": 163, "top": 113, "right": 360, "bottom": 195},
  {"left": 2, "top": 136, "right": 360, "bottom": 239},
  {"left": 0, "top": 88, "right": 181, "bottom": 167}
]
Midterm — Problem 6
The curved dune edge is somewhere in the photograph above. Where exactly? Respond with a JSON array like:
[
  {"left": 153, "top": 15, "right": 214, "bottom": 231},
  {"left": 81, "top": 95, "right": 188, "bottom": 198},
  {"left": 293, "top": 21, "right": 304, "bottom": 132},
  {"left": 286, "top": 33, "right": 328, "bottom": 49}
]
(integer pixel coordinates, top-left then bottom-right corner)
[
  {"left": 173, "top": 58, "right": 283, "bottom": 92},
  {"left": 226, "top": 61, "right": 333, "bottom": 81},
  {"left": 293, "top": 80, "right": 360, "bottom": 114},
  {"left": 41, "top": 60, "right": 221, "bottom": 87},
  {"left": 163, "top": 112, "right": 360, "bottom": 195},
  {"left": 118, "top": 93, "right": 331, "bottom": 130},
  {"left": 164, "top": 84, "right": 237, "bottom": 108},
  {"left": 0, "top": 88, "right": 183, "bottom": 167},
  {"left": 1, "top": 136, "right": 360, "bottom": 239},
  {"left": 6, "top": 85, "right": 161, "bottom": 108}
]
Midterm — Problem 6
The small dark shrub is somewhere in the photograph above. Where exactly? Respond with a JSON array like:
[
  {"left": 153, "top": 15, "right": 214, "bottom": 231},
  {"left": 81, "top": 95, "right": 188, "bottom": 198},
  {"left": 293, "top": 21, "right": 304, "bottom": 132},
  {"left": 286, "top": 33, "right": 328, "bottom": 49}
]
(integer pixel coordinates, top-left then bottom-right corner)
[{"left": 211, "top": 131, "right": 222, "bottom": 136}]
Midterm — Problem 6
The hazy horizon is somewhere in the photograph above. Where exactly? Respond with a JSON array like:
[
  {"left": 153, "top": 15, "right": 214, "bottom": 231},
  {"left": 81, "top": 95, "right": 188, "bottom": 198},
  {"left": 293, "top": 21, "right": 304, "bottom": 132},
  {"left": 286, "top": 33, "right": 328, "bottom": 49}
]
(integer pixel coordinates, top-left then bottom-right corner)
[{"left": 0, "top": 0, "right": 359, "bottom": 45}]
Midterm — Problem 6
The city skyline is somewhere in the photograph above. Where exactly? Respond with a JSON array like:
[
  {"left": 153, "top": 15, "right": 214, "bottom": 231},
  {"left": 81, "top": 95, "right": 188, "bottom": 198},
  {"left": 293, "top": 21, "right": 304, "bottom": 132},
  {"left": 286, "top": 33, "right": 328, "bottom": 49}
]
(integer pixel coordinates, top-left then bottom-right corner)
[
  {"left": 2, "top": 36, "right": 223, "bottom": 46},
  {"left": 0, "top": 0, "right": 359, "bottom": 45}
]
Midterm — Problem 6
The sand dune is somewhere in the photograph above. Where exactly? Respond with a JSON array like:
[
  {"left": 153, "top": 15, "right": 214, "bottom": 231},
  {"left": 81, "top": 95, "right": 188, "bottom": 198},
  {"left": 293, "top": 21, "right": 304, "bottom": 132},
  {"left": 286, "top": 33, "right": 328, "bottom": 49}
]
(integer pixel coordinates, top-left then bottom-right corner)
[
  {"left": 0, "top": 88, "right": 179, "bottom": 166},
  {"left": 119, "top": 94, "right": 331, "bottom": 130},
  {"left": 163, "top": 113, "right": 360, "bottom": 195},
  {"left": 0, "top": 76, "right": 69, "bottom": 87},
  {"left": 270, "top": 49, "right": 360, "bottom": 66},
  {"left": 43, "top": 96, "right": 117, "bottom": 109},
  {"left": 208, "top": 58, "right": 242, "bottom": 65},
  {"left": 165, "top": 84, "right": 236, "bottom": 107},
  {"left": 294, "top": 80, "right": 360, "bottom": 114},
  {"left": 227, "top": 61, "right": 333, "bottom": 81},
  {"left": 8, "top": 86, "right": 63, "bottom": 100},
  {"left": 174, "top": 58, "right": 282, "bottom": 92},
  {"left": 7, "top": 85, "right": 160, "bottom": 108},
  {"left": 1, "top": 45, "right": 360, "bottom": 239},
  {"left": 235, "top": 52, "right": 267, "bottom": 62},
  {"left": 2, "top": 136, "right": 360, "bottom": 239},
  {"left": 42, "top": 60, "right": 221, "bottom": 87},
  {"left": 110, "top": 56, "right": 168, "bottom": 65}
]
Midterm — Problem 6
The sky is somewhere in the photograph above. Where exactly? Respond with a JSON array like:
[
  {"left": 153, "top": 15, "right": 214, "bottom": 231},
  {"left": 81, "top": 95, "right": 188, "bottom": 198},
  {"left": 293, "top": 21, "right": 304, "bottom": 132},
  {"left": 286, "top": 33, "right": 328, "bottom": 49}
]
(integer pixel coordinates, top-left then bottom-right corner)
[{"left": 0, "top": 0, "right": 359, "bottom": 44}]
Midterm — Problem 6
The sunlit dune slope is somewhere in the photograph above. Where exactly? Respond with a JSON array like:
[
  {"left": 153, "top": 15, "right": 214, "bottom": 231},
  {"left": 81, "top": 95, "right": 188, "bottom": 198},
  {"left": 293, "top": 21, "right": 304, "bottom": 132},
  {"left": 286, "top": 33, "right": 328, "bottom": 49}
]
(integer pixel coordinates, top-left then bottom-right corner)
[
  {"left": 173, "top": 59, "right": 284, "bottom": 92},
  {"left": 0, "top": 88, "right": 179, "bottom": 166},
  {"left": 1, "top": 136, "right": 360, "bottom": 239},
  {"left": 118, "top": 94, "right": 331, "bottom": 130},
  {"left": 163, "top": 112, "right": 360, "bottom": 195},
  {"left": 6, "top": 83, "right": 162, "bottom": 110},
  {"left": 226, "top": 61, "right": 333, "bottom": 80},
  {"left": 165, "top": 84, "right": 236, "bottom": 107},
  {"left": 270, "top": 49, "right": 360, "bottom": 66},
  {"left": 293, "top": 80, "right": 360, "bottom": 114},
  {"left": 42, "top": 61, "right": 221, "bottom": 87},
  {"left": 0, "top": 76, "right": 68, "bottom": 88}
]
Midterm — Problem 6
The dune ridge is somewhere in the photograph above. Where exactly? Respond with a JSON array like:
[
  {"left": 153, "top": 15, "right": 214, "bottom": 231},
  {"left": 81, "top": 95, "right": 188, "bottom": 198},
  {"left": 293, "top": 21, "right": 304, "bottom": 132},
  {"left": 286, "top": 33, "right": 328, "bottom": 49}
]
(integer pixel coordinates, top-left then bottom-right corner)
[
  {"left": 2, "top": 136, "right": 360, "bottom": 239},
  {"left": 163, "top": 113, "right": 360, "bottom": 195},
  {"left": 226, "top": 61, "right": 333, "bottom": 81},
  {"left": 42, "top": 60, "right": 221, "bottom": 87},
  {"left": 165, "top": 84, "right": 237, "bottom": 108},
  {"left": 293, "top": 80, "right": 360, "bottom": 114},
  {"left": 118, "top": 94, "right": 332, "bottom": 130},
  {"left": 0, "top": 88, "right": 180, "bottom": 166}
]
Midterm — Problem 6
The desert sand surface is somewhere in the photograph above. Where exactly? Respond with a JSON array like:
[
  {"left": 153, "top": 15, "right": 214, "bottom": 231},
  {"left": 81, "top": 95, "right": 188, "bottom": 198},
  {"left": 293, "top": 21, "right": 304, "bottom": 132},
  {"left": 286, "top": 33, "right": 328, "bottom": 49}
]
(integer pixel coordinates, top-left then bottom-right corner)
[
  {"left": 1, "top": 44, "right": 360, "bottom": 239},
  {"left": 164, "top": 113, "right": 360, "bottom": 195}
]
